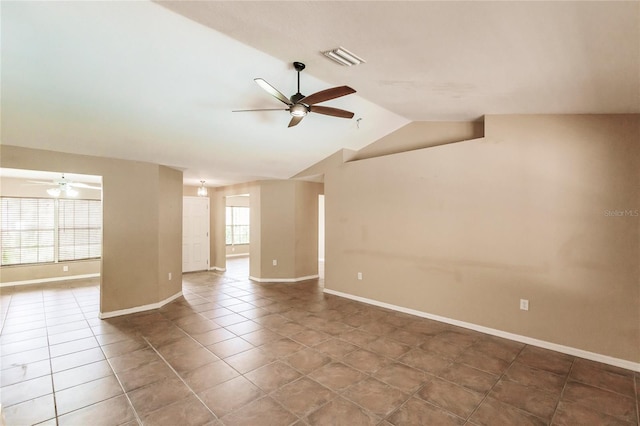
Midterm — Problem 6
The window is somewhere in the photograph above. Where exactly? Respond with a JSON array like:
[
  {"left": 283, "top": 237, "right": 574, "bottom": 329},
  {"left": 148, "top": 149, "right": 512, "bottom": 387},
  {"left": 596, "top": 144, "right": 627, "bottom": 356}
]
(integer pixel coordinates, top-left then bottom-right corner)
[
  {"left": 1, "top": 198, "right": 55, "bottom": 265},
  {"left": 0, "top": 197, "right": 102, "bottom": 266},
  {"left": 226, "top": 206, "right": 249, "bottom": 245},
  {"left": 58, "top": 199, "right": 102, "bottom": 261}
]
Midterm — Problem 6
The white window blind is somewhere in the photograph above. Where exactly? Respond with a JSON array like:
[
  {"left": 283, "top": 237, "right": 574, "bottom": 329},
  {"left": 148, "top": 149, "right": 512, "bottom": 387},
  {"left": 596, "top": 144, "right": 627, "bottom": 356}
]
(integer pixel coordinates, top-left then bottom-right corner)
[
  {"left": 225, "top": 206, "right": 250, "bottom": 245},
  {"left": 0, "top": 197, "right": 101, "bottom": 266},
  {"left": 1, "top": 198, "right": 55, "bottom": 265},
  {"left": 58, "top": 199, "right": 102, "bottom": 261}
]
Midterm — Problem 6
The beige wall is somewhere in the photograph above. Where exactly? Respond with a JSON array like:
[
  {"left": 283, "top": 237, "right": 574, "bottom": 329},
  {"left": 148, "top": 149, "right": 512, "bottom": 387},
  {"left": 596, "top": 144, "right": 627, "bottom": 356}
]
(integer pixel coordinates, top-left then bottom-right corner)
[
  {"left": 184, "top": 180, "right": 322, "bottom": 280},
  {"left": 352, "top": 121, "right": 484, "bottom": 161},
  {"left": 325, "top": 114, "right": 639, "bottom": 362},
  {"left": 1, "top": 146, "right": 183, "bottom": 314},
  {"left": 158, "top": 166, "right": 183, "bottom": 301}
]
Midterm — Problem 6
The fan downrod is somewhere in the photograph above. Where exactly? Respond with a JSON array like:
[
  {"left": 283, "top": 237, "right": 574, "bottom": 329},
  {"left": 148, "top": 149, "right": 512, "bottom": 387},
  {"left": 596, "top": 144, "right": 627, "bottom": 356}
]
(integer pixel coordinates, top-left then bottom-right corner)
[{"left": 290, "top": 61, "right": 307, "bottom": 104}]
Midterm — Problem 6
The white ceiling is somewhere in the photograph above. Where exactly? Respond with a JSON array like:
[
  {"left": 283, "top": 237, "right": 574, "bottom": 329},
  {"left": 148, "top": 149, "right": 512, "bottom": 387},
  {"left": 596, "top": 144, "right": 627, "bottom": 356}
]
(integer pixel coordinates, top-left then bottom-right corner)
[{"left": 2, "top": 1, "right": 638, "bottom": 187}]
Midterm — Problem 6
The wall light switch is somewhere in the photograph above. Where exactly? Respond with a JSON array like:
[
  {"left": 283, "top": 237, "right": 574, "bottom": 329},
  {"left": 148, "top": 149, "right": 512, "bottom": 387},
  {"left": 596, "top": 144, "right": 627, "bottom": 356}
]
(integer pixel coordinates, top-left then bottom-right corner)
[
  {"left": 357, "top": 272, "right": 363, "bottom": 280},
  {"left": 272, "top": 259, "right": 278, "bottom": 266},
  {"left": 63, "top": 265, "right": 69, "bottom": 272},
  {"left": 520, "top": 299, "right": 529, "bottom": 311},
  {"left": 168, "top": 272, "right": 172, "bottom": 280}
]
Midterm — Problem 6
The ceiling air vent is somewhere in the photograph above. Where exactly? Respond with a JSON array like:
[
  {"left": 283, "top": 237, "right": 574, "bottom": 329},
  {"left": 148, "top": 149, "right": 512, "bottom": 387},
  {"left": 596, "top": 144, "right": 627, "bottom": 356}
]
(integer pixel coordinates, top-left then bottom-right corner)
[{"left": 322, "top": 47, "right": 365, "bottom": 66}]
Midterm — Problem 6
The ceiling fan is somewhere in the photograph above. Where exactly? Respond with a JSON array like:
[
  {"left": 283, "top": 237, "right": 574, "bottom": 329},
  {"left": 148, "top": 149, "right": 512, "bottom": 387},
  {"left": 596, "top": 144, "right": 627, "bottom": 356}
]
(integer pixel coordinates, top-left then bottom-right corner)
[
  {"left": 27, "top": 174, "right": 101, "bottom": 197},
  {"left": 234, "top": 62, "right": 356, "bottom": 128}
]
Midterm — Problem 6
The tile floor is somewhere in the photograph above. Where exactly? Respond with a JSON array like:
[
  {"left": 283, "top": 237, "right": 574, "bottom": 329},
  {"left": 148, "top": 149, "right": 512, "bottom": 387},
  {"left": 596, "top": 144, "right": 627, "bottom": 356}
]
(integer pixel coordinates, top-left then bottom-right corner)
[{"left": 1, "top": 257, "right": 638, "bottom": 425}]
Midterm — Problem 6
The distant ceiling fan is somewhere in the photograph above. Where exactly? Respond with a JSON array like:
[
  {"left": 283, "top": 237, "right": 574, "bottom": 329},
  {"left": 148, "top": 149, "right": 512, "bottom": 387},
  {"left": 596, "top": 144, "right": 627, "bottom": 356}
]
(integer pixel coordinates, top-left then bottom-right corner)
[
  {"left": 27, "top": 174, "right": 101, "bottom": 197},
  {"left": 234, "top": 62, "right": 356, "bottom": 128}
]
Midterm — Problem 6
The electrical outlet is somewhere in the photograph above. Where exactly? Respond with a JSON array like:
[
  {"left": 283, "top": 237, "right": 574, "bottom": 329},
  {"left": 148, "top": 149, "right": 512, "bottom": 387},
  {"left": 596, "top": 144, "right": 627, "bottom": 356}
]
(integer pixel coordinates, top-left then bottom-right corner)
[
  {"left": 168, "top": 272, "right": 172, "bottom": 280},
  {"left": 520, "top": 299, "right": 529, "bottom": 311},
  {"left": 272, "top": 259, "right": 277, "bottom": 266},
  {"left": 63, "top": 265, "right": 69, "bottom": 272},
  {"left": 357, "top": 272, "right": 363, "bottom": 280}
]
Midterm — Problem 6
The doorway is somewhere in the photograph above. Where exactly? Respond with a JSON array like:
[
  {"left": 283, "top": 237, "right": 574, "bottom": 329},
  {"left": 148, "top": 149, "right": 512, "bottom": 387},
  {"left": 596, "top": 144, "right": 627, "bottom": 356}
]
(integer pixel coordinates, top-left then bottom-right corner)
[{"left": 182, "top": 196, "right": 210, "bottom": 272}]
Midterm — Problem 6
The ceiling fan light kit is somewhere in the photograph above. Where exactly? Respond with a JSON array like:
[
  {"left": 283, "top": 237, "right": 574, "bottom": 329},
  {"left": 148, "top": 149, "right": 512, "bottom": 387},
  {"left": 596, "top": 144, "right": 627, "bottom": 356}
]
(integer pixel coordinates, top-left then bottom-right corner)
[
  {"left": 322, "top": 47, "right": 365, "bottom": 66},
  {"left": 233, "top": 61, "right": 356, "bottom": 127}
]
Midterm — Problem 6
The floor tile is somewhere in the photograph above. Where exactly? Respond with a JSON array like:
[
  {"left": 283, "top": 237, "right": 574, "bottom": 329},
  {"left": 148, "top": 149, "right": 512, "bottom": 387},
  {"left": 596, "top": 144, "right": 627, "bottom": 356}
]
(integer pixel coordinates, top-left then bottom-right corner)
[
  {"left": 373, "top": 362, "right": 427, "bottom": 393},
  {"left": 367, "top": 337, "right": 411, "bottom": 359},
  {"left": 192, "top": 328, "right": 237, "bottom": 346},
  {"left": 55, "top": 374, "right": 123, "bottom": 415},
  {"left": 128, "top": 376, "right": 192, "bottom": 416},
  {"left": 140, "top": 395, "right": 216, "bottom": 426},
  {"left": 309, "top": 362, "right": 366, "bottom": 392},
  {"left": 569, "top": 358, "right": 636, "bottom": 397},
  {"left": 207, "top": 337, "right": 255, "bottom": 358},
  {"left": 182, "top": 360, "right": 239, "bottom": 393},
  {"left": 49, "top": 336, "right": 99, "bottom": 358},
  {"left": 0, "top": 359, "right": 51, "bottom": 387},
  {"left": 259, "top": 338, "right": 304, "bottom": 358},
  {"left": 504, "top": 361, "right": 566, "bottom": 395},
  {"left": 388, "top": 397, "right": 464, "bottom": 426},
  {"left": 1, "top": 374, "right": 53, "bottom": 407},
  {"left": 2, "top": 393, "right": 56, "bottom": 426},
  {"left": 417, "top": 377, "right": 484, "bottom": 418},
  {"left": 285, "top": 347, "right": 332, "bottom": 374},
  {"left": 245, "top": 361, "right": 302, "bottom": 392},
  {"left": 468, "top": 397, "right": 546, "bottom": 426},
  {"left": 312, "top": 338, "right": 359, "bottom": 359},
  {"left": 516, "top": 345, "right": 573, "bottom": 376},
  {"left": 306, "top": 396, "right": 379, "bottom": 426},
  {"left": 437, "top": 362, "right": 498, "bottom": 394},
  {"left": 117, "top": 359, "right": 176, "bottom": 392},
  {"left": 0, "top": 335, "right": 49, "bottom": 356},
  {"left": 199, "top": 375, "right": 264, "bottom": 417},
  {"left": 489, "top": 378, "right": 559, "bottom": 421},
  {"left": 163, "top": 346, "right": 220, "bottom": 374},
  {"left": 342, "top": 348, "right": 390, "bottom": 373},
  {"left": 342, "top": 377, "right": 408, "bottom": 418},
  {"left": 552, "top": 400, "right": 634, "bottom": 426},
  {"left": 57, "top": 394, "right": 136, "bottom": 426},
  {"left": 272, "top": 377, "right": 335, "bottom": 417},
  {"left": 51, "top": 347, "right": 106, "bottom": 373},
  {"left": 561, "top": 380, "right": 637, "bottom": 423},
  {"left": 109, "top": 347, "right": 161, "bottom": 373},
  {"left": 222, "top": 396, "right": 297, "bottom": 426},
  {"left": 53, "top": 359, "right": 114, "bottom": 391},
  {"left": 399, "top": 348, "right": 451, "bottom": 375}
]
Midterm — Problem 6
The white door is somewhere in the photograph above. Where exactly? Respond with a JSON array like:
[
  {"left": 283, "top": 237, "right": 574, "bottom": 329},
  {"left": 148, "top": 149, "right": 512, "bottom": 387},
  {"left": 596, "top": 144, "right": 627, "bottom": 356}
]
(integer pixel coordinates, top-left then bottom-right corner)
[{"left": 183, "top": 196, "right": 210, "bottom": 272}]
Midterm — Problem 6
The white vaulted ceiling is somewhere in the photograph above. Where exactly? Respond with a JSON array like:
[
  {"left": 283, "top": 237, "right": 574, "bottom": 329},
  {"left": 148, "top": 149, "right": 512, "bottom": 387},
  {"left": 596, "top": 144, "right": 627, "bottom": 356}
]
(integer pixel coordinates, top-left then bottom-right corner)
[{"left": 2, "top": 1, "right": 638, "bottom": 186}]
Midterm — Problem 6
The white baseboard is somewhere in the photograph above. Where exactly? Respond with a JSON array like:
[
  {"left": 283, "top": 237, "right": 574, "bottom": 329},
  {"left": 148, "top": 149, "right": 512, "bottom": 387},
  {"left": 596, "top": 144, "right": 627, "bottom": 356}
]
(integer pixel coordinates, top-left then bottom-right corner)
[
  {"left": 249, "top": 274, "right": 319, "bottom": 283},
  {"left": 208, "top": 266, "right": 226, "bottom": 272},
  {"left": 99, "top": 291, "right": 183, "bottom": 319},
  {"left": 0, "top": 273, "right": 100, "bottom": 288},
  {"left": 226, "top": 254, "right": 249, "bottom": 258},
  {"left": 323, "top": 288, "right": 640, "bottom": 373}
]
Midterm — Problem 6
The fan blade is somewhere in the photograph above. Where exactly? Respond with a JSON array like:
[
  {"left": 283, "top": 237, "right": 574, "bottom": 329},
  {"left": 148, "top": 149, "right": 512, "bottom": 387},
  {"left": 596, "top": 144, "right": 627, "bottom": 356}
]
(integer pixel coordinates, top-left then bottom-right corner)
[
  {"left": 299, "top": 86, "right": 356, "bottom": 105},
  {"left": 288, "top": 115, "right": 304, "bottom": 128},
  {"left": 310, "top": 105, "right": 355, "bottom": 119},
  {"left": 232, "top": 108, "right": 289, "bottom": 112},
  {"left": 254, "top": 78, "right": 293, "bottom": 106},
  {"left": 69, "top": 182, "right": 101, "bottom": 190},
  {"left": 26, "top": 180, "right": 54, "bottom": 185}
]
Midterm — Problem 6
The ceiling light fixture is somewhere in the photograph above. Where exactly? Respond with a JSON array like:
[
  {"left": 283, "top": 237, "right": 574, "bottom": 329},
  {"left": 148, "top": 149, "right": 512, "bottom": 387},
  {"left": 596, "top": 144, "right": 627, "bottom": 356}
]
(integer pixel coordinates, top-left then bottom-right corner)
[
  {"left": 289, "top": 104, "right": 308, "bottom": 117},
  {"left": 197, "top": 180, "right": 208, "bottom": 197},
  {"left": 47, "top": 187, "right": 61, "bottom": 197},
  {"left": 322, "top": 47, "right": 365, "bottom": 66}
]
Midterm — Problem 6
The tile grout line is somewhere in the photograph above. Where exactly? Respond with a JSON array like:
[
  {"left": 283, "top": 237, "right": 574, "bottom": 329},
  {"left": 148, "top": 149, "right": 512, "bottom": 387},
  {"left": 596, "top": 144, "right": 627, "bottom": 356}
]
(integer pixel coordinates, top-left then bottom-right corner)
[
  {"left": 462, "top": 342, "right": 528, "bottom": 425},
  {"left": 71, "top": 286, "right": 144, "bottom": 426},
  {"left": 548, "top": 357, "right": 575, "bottom": 425},
  {"left": 140, "top": 335, "right": 220, "bottom": 422},
  {"left": 39, "top": 289, "right": 61, "bottom": 426}
]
